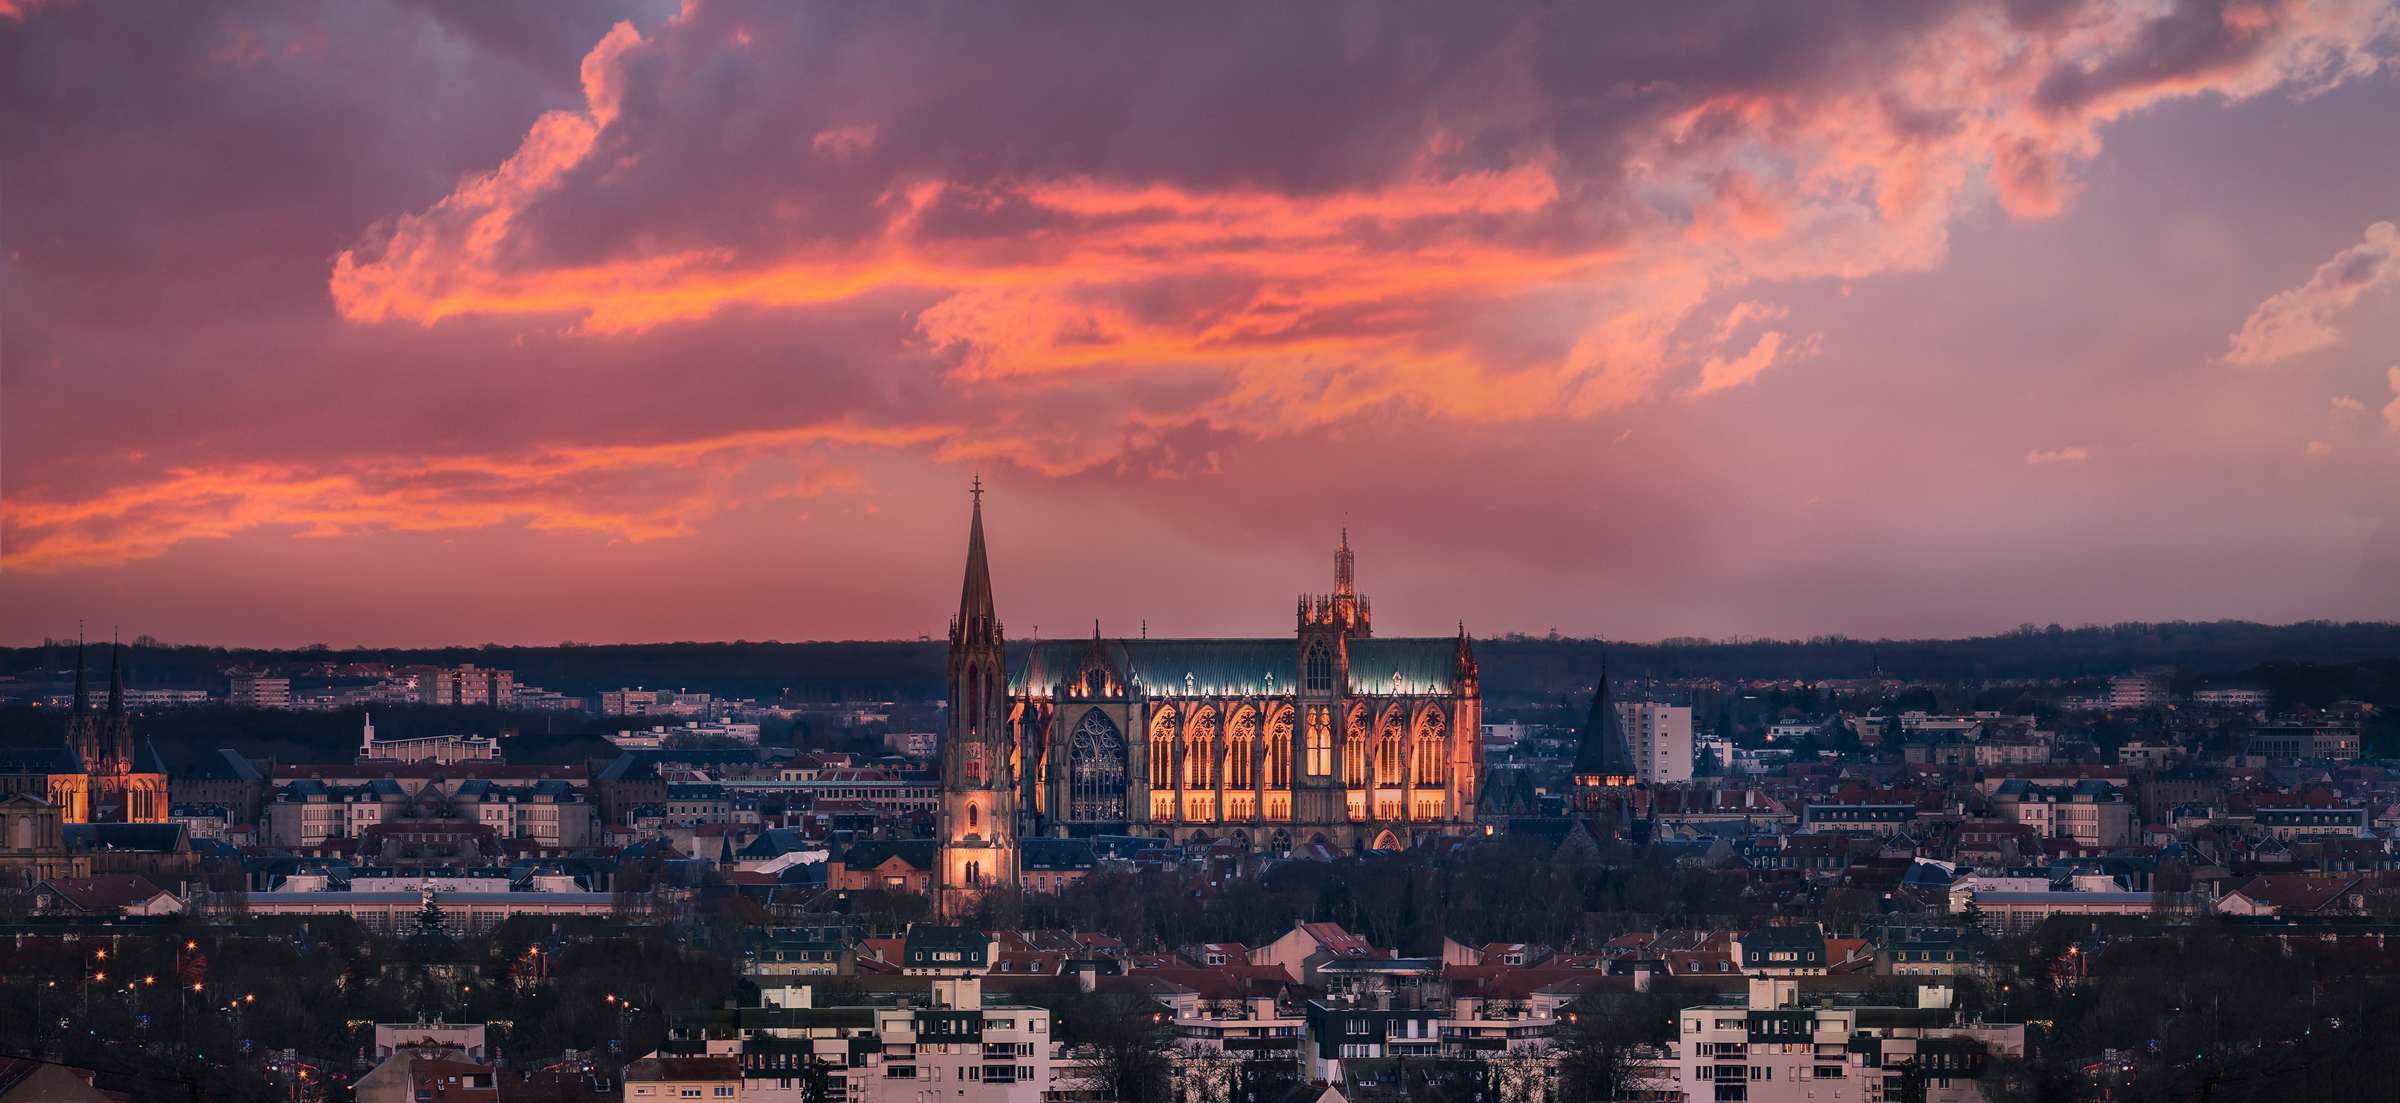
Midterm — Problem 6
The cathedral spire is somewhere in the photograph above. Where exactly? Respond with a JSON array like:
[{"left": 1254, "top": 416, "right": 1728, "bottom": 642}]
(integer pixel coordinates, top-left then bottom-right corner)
[
  {"left": 1333, "top": 527, "right": 1355, "bottom": 596},
  {"left": 956, "top": 477, "right": 997, "bottom": 644},
  {"left": 107, "top": 632, "right": 124, "bottom": 716},
  {"left": 72, "top": 630, "right": 89, "bottom": 715}
]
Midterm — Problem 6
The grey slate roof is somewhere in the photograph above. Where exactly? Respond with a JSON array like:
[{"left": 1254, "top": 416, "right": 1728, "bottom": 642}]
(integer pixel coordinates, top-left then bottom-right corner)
[
  {"left": 1011, "top": 636, "right": 1463, "bottom": 697},
  {"left": 1572, "top": 670, "right": 1632, "bottom": 776}
]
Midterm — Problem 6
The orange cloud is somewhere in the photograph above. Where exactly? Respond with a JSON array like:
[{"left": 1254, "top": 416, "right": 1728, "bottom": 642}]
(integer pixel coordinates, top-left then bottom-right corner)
[
  {"left": 0, "top": 421, "right": 933, "bottom": 572},
  {"left": 2025, "top": 446, "right": 2092, "bottom": 465},
  {"left": 324, "top": 2, "right": 2396, "bottom": 452}
]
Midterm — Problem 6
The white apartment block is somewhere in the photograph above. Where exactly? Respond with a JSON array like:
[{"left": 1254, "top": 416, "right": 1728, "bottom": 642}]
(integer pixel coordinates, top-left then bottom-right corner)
[
  {"left": 672, "top": 976, "right": 1068, "bottom": 1103},
  {"left": 1674, "top": 979, "right": 2022, "bottom": 1103},
  {"left": 1617, "top": 701, "right": 1693, "bottom": 784}
]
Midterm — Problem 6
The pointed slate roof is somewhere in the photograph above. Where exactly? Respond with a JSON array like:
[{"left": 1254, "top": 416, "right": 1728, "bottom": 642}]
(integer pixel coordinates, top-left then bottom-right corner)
[
  {"left": 107, "top": 639, "right": 125, "bottom": 715},
  {"left": 72, "top": 637, "right": 90, "bottom": 715},
  {"left": 1573, "top": 665, "right": 1633, "bottom": 776},
  {"left": 957, "top": 478, "right": 996, "bottom": 634}
]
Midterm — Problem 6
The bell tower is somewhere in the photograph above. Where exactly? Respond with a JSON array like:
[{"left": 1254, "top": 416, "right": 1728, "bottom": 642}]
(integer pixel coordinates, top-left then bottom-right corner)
[
  {"left": 938, "top": 478, "right": 1018, "bottom": 919},
  {"left": 1294, "top": 531, "right": 1366, "bottom": 823}
]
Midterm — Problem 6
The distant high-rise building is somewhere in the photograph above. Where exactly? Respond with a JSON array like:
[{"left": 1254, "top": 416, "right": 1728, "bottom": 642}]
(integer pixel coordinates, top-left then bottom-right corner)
[
  {"left": 600, "top": 687, "right": 660, "bottom": 716},
  {"left": 228, "top": 671, "right": 291, "bottom": 709},
  {"left": 2107, "top": 672, "right": 2168, "bottom": 710},
  {"left": 407, "top": 664, "right": 515, "bottom": 708}
]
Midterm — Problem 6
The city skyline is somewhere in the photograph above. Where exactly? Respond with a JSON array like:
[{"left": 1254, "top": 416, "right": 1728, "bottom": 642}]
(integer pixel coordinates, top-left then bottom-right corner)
[{"left": 8, "top": 2, "right": 2400, "bottom": 647}]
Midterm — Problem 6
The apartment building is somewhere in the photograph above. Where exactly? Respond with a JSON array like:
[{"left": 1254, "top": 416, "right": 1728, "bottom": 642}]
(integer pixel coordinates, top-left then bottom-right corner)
[
  {"left": 228, "top": 671, "right": 291, "bottom": 709},
  {"left": 1673, "top": 978, "right": 2023, "bottom": 1103},
  {"left": 1987, "top": 779, "right": 2134, "bottom": 847},
  {"left": 1617, "top": 701, "right": 1694, "bottom": 784},
  {"left": 663, "top": 971, "right": 1067, "bottom": 1101}
]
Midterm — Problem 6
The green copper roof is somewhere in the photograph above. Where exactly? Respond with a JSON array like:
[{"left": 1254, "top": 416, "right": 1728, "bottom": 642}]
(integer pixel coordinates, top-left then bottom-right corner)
[{"left": 1011, "top": 636, "right": 1464, "bottom": 697}]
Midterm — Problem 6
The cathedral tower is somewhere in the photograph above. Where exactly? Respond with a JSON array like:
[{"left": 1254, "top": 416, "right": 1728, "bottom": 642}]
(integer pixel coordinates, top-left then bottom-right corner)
[
  {"left": 64, "top": 636, "right": 97, "bottom": 770},
  {"left": 938, "top": 479, "right": 1018, "bottom": 918},
  {"left": 1294, "top": 531, "right": 1367, "bottom": 825}
]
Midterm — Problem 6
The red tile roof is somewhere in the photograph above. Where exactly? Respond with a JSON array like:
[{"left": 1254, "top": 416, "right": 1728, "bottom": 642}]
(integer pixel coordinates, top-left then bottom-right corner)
[{"left": 39, "top": 875, "right": 168, "bottom": 913}]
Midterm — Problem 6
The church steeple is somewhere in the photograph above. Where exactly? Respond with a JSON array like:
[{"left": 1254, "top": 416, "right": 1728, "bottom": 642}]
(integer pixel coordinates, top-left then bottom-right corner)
[
  {"left": 954, "top": 476, "right": 998, "bottom": 648},
  {"left": 1573, "top": 658, "right": 1635, "bottom": 801},
  {"left": 107, "top": 635, "right": 125, "bottom": 716},
  {"left": 939, "top": 477, "right": 1016, "bottom": 918},
  {"left": 72, "top": 633, "right": 90, "bottom": 715}
]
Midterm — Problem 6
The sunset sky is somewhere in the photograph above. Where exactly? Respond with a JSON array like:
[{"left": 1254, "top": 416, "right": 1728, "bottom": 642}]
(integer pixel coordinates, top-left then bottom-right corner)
[{"left": 6, "top": 0, "right": 2400, "bottom": 647}]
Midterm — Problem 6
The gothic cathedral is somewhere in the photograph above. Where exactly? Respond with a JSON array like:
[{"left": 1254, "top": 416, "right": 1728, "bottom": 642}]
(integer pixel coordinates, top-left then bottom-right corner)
[{"left": 935, "top": 483, "right": 1484, "bottom": 917}]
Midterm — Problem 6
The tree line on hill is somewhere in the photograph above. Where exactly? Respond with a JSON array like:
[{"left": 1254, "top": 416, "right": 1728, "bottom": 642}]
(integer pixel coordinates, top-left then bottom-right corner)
[{"left": 6, "top": 620, "right": 2398, "bottom": 704}]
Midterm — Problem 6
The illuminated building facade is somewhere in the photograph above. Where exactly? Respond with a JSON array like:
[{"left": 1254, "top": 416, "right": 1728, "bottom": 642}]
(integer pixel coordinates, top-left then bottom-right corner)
[{"left": 935, "top": 485, "right": 1483, "bottom": 911}]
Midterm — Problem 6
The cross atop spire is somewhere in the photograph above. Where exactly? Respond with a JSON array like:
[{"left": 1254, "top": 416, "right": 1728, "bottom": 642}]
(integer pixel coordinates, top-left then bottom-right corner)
[{"left": 971, "top": 473, "right": 983, "bottom": 505}]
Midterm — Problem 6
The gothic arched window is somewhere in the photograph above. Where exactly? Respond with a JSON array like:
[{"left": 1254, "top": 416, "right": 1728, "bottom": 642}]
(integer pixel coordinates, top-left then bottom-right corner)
[
  {"left": 1267, "top": 709, "right": 1295, "bottom": 788},
  {"left": 1305, "top": 644, "right": 1333, "bottom": 694},
  {"left": 1068, "top": 710, "right": 1128, "bottom": 821},
  {"left": 1149, "top": 708, "right": 1176, "bottom": 788},
  {"left": 1413, "top": 709, "right": 1447, "bottom": 787},
  {"left": 1306, "top": 709, "right": 1332, "bottom": 777},
  {"left": 1375, "top": 709, "right": 1404, "bottom": 786},
  {"left": 1343, "top": 708, "right": 1370, "bottom": 788},
  {"left": 966, "top": 664, "right": 981, "bottom": 733},
  {"left": 1228, "top": 709, "right": 1257, "bottom": 790},
  {"left": 1186, "top": 709, "right": 1219, "bottom": 789}
]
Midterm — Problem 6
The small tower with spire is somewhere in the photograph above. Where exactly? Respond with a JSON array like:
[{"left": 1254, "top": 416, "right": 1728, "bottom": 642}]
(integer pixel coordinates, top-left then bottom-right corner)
[
  {"left": 938, "top": 477, "right": 1018, "bottom": 918},
  {"left": 1572, "top": 659, "right": 1638, "bottom": 809}
]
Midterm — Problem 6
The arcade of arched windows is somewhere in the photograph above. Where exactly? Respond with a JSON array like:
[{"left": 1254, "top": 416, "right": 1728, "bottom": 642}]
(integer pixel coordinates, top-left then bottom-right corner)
[{"left": 1084, "top": 695, "right": 1471, "bottom": 826}]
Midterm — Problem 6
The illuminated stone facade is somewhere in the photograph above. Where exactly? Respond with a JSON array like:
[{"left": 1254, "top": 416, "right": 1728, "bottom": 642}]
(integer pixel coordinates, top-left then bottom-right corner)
[
  {"left": 0, "top": 642, "right": 169, "bottom": 827},
  {"left": 936, "top": 487, "right": 1482, "bottom": 902}
]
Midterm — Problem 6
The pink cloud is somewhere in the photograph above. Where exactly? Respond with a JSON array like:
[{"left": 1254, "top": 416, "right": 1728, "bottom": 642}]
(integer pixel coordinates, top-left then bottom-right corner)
[
  {"left": 2025, "top": 446, "right": 2092, "bottom": 464},
  {"left": 2385, "top": 366, "right": 2400, "bottom": 432},
  {"left": 2222, "top": 221, "right": 2400, "bottom": 365}
]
